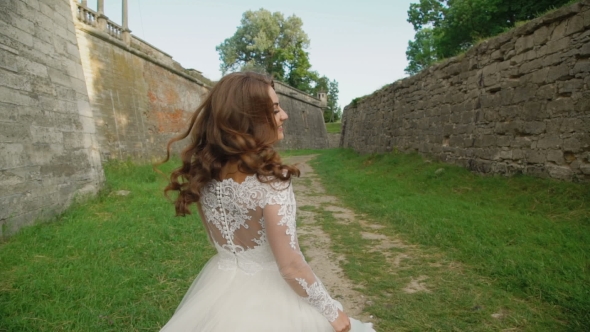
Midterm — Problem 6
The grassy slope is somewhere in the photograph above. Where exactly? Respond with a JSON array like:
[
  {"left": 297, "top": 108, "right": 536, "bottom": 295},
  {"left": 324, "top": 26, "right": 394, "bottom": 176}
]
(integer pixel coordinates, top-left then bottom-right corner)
[
  {"left": 0, "top": 160, "right": 214, "bottom": 332},
  {"left": 310, "top": 149, "right": 589, "bottom": 331},
  {"left": 325, "top": 122, "right": 342, "bottom": 134},
  {"left": 1, "top": 150, "right": 588, "bottom": 331}
]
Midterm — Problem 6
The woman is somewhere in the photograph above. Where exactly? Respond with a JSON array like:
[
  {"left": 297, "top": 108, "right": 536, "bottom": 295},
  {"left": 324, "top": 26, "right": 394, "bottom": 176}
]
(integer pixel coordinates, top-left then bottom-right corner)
[{"left": 160, "top": 72, "right": 375, "bottom": 332}]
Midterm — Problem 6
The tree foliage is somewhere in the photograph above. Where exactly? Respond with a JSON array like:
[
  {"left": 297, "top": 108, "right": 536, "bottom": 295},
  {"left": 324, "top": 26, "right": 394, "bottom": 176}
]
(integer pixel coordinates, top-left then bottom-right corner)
[
  {"left": 217, "top": 9, "right": 341, "bottom": 122},
  {"left": 405, "top": 0, "right": 575, "bottom": 75}
]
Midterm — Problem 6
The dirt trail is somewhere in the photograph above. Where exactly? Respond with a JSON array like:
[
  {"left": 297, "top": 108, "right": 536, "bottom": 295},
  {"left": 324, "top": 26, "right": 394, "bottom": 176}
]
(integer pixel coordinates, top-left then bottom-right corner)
[{"left": 284, "top": 154, "right": 428, "bottom": 324}]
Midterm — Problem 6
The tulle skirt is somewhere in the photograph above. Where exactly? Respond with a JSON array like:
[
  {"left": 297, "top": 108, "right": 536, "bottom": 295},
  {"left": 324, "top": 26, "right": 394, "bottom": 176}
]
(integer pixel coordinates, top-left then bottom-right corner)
[{"left": 160, "top": 254, "right": 375, "bottom": 332}]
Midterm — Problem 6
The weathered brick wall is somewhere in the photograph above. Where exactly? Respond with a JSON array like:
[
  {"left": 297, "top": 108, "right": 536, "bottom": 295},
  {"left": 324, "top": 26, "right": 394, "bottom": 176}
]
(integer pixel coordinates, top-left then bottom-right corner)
[
  {"left": 74, "top": 22, "right": 327, "bottom": 159},
  {"left": 275, "top": 81, "right": 329, "bottom": 150},
  {"left": 341, "top": 0, "right": 590, "bottom": 181},
  {"left": 74, "top": 20, "right": 210, "bottom": 161},
  {"left": 0, "top": 0, "right": 104, "bottom": 235}
]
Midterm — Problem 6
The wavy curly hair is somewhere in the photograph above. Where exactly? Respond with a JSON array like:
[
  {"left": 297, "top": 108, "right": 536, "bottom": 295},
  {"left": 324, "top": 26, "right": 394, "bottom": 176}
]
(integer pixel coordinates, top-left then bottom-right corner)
[{"left": 162, "top": 72, "right": 299, "bottom": 216}]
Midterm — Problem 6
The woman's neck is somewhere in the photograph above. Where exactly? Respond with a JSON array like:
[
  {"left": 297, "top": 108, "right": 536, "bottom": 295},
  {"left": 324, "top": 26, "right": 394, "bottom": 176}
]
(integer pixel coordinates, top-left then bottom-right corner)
[{"left": 219, "top": 162, "right": 250, "bottom": 183}]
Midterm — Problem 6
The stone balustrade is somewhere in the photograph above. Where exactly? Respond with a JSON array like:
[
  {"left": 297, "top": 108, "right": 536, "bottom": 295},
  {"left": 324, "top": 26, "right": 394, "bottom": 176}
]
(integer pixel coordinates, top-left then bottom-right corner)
[
  {"left": 106, "top": 20, "right": 123, "bottom": 40},
  {"left": 76, "top": 4, "right": 97, "bottom": 27},
  {"left": 75, "top": 1, "right": 128, "bottom": 43}
]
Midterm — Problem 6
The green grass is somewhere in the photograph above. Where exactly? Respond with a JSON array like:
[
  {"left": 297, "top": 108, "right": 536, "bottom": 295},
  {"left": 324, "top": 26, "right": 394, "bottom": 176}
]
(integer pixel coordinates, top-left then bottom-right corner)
[
  {"left": 310, "top": 149, "right": 590, "bottom": 331},
  {"left": 325, "top": 122, "right": 342, "bottom": 134},
  {"left": 1, "top": 150, "right": 588, "bottom": 331},
  {"left": 0, "top": 160, "right": 214, "bottom": 332}
]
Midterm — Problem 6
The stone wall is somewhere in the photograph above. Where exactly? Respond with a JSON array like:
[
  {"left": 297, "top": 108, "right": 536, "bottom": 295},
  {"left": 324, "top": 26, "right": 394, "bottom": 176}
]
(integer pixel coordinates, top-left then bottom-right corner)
[
  {"left": 73, "top": 14, "right": 210, "bottom": 161},
  {"left": 341, "top": 0, "right": 590, "bottom": 181},
  {"left": 327, "top": 133, "right": 341, "bottom": 148},
  {"left": 0, "top": 0, "right": 104, "bottom": 236},
  {"left": 275, "top": 81, "right": 329, "bottom": 150},
  {"left": 73, "top": 9, "right": 327, "bottom": 159}
]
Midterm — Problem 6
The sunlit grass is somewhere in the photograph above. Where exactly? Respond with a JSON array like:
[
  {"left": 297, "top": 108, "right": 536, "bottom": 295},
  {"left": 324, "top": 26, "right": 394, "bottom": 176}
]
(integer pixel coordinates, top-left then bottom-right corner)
[
  {"left": 325, "top": 122, "right": 342, "bottom": 134},
  {"left": 0, "top": 159, "right": 214, "bottom": 331},
  {"left": 1, "top": 150, "right": 588, "bottom": 331},
  {"left": 311, "top": 149, "right": 590, "bottom": 331}
]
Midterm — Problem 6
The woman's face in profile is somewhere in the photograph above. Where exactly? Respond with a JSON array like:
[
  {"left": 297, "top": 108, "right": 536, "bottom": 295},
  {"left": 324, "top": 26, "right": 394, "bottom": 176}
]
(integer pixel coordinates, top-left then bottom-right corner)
[{"left": 268, "top": 86, "right": 288, "bottom": 140}]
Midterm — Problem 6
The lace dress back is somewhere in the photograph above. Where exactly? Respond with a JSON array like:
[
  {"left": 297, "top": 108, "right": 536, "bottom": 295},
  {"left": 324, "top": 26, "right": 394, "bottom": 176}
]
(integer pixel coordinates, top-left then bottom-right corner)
[
  {"left": 159, "top": 174, "right": 376, "bottom": 332},
  {"left": 199, "top": 174, "right": 339, "bottom": 321}
]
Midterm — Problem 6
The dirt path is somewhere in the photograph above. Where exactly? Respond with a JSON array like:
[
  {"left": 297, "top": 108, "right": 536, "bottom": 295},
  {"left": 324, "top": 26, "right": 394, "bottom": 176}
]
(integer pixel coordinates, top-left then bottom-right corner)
[
  {"left": 286, "top": 154, "right": 525, "bottom": 329},
  {"left": 284, "top": 154, "right": 419, "bottom": 325}
]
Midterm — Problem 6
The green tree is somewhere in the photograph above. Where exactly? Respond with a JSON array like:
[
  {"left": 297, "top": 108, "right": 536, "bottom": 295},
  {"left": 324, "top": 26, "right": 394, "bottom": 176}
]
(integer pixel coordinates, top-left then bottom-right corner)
[
  {"left": 405, "top": 28, "right": 438, "bottom": 75},
  {"left": 325, "top": 79, "right": 341, "bottom": 122},
  {"left": 217, "top": 8, "right": 341, "bottom": 122},
  {"left": 216, "top": 9, "right": 311, "bottom": 82},
  {"left": 405, "top": 0, "right": 574, "bottom": 75}
]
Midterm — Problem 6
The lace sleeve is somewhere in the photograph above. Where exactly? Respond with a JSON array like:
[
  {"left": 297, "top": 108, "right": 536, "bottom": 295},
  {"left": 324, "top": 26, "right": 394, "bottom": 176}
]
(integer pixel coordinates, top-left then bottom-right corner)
[{"left": 262, "top": 180, "right": 340, "bottom": 322}]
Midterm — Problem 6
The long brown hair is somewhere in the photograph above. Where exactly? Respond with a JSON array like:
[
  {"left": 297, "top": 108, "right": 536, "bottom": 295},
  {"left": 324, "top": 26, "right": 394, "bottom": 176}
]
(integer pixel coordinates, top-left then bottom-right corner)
[{"left": 161, "top": 72, "right": 299, "bottom": 216}]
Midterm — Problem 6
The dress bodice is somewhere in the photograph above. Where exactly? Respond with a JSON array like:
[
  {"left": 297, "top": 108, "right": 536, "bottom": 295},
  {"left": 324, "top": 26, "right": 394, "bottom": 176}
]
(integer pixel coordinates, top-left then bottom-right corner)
[{"left": 198, "top": 174, "right": 340, "bottom": 322}]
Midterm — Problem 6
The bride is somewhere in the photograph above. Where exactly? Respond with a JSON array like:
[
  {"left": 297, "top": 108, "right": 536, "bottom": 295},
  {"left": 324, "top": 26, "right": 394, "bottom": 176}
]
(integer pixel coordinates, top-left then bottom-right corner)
[{"left": 160, "top": 72, "right": 375, "bottom": 332}]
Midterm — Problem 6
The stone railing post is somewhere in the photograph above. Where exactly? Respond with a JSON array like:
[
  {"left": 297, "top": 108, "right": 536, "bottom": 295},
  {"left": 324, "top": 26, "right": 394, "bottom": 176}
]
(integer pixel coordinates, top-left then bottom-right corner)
[
  {"left": 121, "top": 0, "right": 132, "bottom": 45},
  {"left": 96, "top": 0, "right": 108, "bottom": 32},
  {"left": 81, "top": 0, "right": 88, "bottom": 6}
]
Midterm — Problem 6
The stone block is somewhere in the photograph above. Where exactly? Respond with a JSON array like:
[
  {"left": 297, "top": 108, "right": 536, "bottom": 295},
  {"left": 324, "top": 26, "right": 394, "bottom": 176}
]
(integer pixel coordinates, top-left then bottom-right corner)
[
  {"left": 527, "top": 150, "right": 546, "bottom": 163},
  {"left": 497, "top": 135, "right": 512, "bottom": 147},
  {"left": 522, "top": 101, "right": 547, "bottom": 121},
  {"left": 456, "top": 124, "right": 472, "bottom": 135},
  {"left": 47, "top": 67, "right": 72, "bottom": 88},
  {"left": 537, "top": 135, "right": 562, "bottom": 149},
  {"left": 515, "top": 35, "right": 535, "bottom": 54},
  {"left": 498, "top": 149, "right": 513, "bottom": 160},
  {"left": 565, "top": 15, "right": 585, "bottom": 36},
  {"left": 547, "top": 98, "right": 575, "bottom": 116},
  {"left": 546, "top": 36, "right": 571, "bottom": 55},
  {"left": 0, "top": 20, "right": 34, "bottom": 48},
  {"left": 572, "top": 59, "right": 590, "bottom": 75},
  {"left": 512, "top": 136, "right": 533, "bottom": 148},
  {"left": 533, "top": 25, "right": 550, "bottom": 45},
  {"left": 513, "top": 149, "right": 526, "bottom": 160},
  {"left": 499, "top": 105, "right": 520, "bottom": 121},
  {"left": 29, "top": 125, "right": 63, "bottom": 144},
  {"left": 0, "top": 86, "right": 38, "bottom": 106},
  {"left": 574, "top": 94, "right": 590, "bottom": 114},
  {"left": 55, "top": 85, "right": 76, "bottom": 102},
  {"left": 536, "top": 84, "right": 556, "bottom": 100},
  {"left": 563, "top": 137, "right": 582, "bottom": 152},
  {"left": 449, "top": 136, "right": 465, "bottom": 147},
  {"left": 557, "top": 79, "right": 584, "bottom": 95},
  {"left": 0, "top": 47, "right": 19, "bottom": 73},
  {"left": 513, "top": 85, "right": 537, "bottom": 103},
  {"left": 547, "top": 63, "right": 572, "bottom": 82},
  {"left": 0, "top": 69, "right": 32, "bottom": 92},
  {"left": 547, "top": 165, "right": 573, "bottom": 180},
  {"left": 0, "top": 143, "right": 26, "bottom": 169},
  {"left": 551, "top": 19, "right": 568, "bottom": 41},
  {"left": 530, "top": 67, "right": 550, "bottom": 84},
  {"left": 481, "top": 135, "right": 497, "bottom": 147},
  {"left": 499, "top": 89, "right": 515, "bottom": 106},
  {"left": 547, "top": 150, "right": 564, "bottom": 164},
  {"left": 518, "top": 58, "right": 544, "bottom": 74},
  {"left": 522, "top": 121, "right": 546, "bottom": 135},
  {"left": 559, "top": 118, "right": 580, "bottom": 133}
]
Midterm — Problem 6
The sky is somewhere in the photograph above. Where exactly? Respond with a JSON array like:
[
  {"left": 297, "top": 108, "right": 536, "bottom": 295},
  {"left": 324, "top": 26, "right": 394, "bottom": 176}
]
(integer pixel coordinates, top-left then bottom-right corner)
[{"left": 85, "top": 0, "right": 418, "bottom": 109}]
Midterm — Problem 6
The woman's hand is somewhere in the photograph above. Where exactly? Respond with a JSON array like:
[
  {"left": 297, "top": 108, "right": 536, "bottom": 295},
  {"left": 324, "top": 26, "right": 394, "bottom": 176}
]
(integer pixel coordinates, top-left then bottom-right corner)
[{"left": 330, "top": 310, "right": 351, "bottom": 332}]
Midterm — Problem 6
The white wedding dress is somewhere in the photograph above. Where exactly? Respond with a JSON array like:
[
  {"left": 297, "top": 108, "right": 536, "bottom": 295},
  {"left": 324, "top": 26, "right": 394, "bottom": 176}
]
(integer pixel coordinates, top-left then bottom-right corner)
[{"left": 160, "top": 174, "right": 376, "bottom": 332}]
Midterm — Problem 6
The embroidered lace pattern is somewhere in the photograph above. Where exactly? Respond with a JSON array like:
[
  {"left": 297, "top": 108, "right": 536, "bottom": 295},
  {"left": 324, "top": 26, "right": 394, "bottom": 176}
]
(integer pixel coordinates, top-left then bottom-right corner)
[
  {"left": 199, "top": 174, "right": 339, "bottom": 322},
  {"left": 296, "top": 278, "right": 339, "bottom": 322}
]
